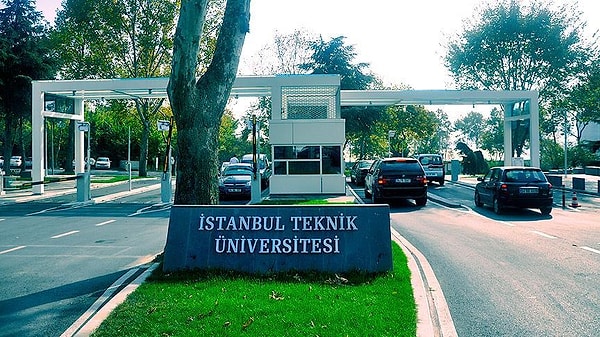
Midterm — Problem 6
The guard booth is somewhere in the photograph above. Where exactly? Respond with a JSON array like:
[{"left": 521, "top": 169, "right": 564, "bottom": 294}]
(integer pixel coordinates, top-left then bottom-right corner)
[{"left": 268, "top": 75, "right": 346, "bottom": 195}]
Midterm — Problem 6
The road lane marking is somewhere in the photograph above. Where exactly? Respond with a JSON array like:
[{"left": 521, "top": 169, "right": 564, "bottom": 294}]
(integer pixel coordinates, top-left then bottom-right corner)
[
  {"left": 462, "top": 206, "right": 516, "bottom": 226},
  {"left": 582, "top": 246, "right": 600, "bottom": 255},
  {"left": 530, "top": 230, "right": 557, "bottom": 239},
  {"left": 51, "top": 230, "right": 80, "bottom": 239},
  {"left": 0, "top": 245, "right": 26, "bottom": 255},
  {"left": 0, "top": 218, "right": 5, "bottom": 222},
  {"left": 96, "top": 219, "right": 116, "bottom": 227}
]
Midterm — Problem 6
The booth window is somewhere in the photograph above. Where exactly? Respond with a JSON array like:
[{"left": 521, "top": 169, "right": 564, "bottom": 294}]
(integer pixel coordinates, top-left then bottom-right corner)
[{"left": 273, "top": 145, "right": 341, "bottom": 175}]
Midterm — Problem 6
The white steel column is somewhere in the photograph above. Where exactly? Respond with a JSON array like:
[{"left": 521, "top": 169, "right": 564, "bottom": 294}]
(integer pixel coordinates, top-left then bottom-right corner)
[
  {"left": 32, "top": 83, "right": 45, "bottom": 194},
  {"left": 74, "top": 99, "right": 85, "bottom": 174},
  {"left": 503, "top": 104, "right": 513, "bottom": 167},
  {"left": 529, "top": 95, "right": 541, "bottom": 167}
]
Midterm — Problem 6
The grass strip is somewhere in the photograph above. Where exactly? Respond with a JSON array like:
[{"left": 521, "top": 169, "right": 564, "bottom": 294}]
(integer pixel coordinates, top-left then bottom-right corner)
[{"left": 92, "top": 243, "right": 416, "bottom": 337}]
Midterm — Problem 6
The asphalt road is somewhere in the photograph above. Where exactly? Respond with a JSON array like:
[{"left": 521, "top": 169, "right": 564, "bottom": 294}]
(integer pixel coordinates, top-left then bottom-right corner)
[
  {"left": 0, "top": 180, "right": 170, "bottom": 337},
  {"left": 2, "top": 176, "right": 599, "bottom": 336},
  {"left": 353, "top": 181, "right": 600, "bottom": 336}
]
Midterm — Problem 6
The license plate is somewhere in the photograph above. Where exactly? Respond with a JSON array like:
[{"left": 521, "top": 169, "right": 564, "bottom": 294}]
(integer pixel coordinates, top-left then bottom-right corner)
[
  {"left": 396, "top": 178, "right": 411, "bottom": 183},
  {"left": 519, "top": 187, "right": 538, "bottom": 194},
  {"left": 228, "top": 188, "right": 242, "bottom": 193}
]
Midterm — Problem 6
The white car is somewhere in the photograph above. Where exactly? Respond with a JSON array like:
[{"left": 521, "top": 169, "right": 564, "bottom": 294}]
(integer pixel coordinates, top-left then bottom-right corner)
[
  {"left": 95, "top": 157, "right": 111, "bottom": 169},
  {"left": 10, "top": 156, "right": 22, "bottom": 167}
]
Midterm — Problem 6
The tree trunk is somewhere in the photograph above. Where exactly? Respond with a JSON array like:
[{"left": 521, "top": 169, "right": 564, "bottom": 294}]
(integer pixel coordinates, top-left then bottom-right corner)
[{"left": 168, "top": 0, "right": 250, "bottom": 205}]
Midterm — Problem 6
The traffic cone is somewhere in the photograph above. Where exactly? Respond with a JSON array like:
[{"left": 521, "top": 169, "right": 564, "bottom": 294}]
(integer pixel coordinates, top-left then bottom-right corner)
[{"left": 570, "top": 192, "right": 580, "bottom": 208}]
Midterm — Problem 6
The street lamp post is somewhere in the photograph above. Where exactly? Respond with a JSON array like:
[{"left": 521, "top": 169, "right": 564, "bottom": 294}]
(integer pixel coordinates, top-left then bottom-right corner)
[{"left": 158, "top": 118, "right": 173, "bottom": 204}]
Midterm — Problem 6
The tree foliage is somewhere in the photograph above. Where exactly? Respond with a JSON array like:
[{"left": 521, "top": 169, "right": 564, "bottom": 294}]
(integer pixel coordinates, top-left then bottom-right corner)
[
  {"left": 445, "top": 0, "right": 595, "bottom": 158},
  {"left": 250, "top": 29, "right": 315, "bottom": 75},
  {"left": 0, "top": 0, "right": 57, "bottom": 171},
  {"left": 454, "top": 111, "right": 486, "bottom": 149},
  {"left": 383, "top": 105, "right": 437, "bottom": 157},
  {"left": 445, "top": 0, "right": 590, "bottom": 95},
  {"left": 563, "top": 59, "right": 600, "bottom": 144},
  {"left": 300, "top": 36, "right": 385, "bottom": 159},
  {"left": 53, "top": 0, "right": 179, "bottom": 176}
]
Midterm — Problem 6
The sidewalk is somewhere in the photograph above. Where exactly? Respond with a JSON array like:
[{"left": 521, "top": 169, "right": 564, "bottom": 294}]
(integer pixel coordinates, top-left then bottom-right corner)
[{"left": 0, "top": 173, "right": 165, "bottom": 204}]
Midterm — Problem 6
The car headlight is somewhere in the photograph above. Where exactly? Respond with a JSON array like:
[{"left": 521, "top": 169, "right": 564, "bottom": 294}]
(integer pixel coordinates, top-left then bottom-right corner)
[{"left": 245, "top": 181, "right": 252, "bottom": 187}]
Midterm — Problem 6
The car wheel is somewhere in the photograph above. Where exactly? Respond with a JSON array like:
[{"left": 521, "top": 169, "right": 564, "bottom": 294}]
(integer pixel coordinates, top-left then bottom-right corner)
[
  {"left": 493, "top": 197, "right": 502, "bottom": 214},
  {"left": 364, "top": 186, "right": 371, "bottom": 199},
  {"left": 415, "top": 197, "right": 427, "bottom": 206},
  {"left": 474, "top": 191, "right": 483, "bottom": 207},
  {"left": 540, "top": 207, "right": 552, "bottom": 215}
]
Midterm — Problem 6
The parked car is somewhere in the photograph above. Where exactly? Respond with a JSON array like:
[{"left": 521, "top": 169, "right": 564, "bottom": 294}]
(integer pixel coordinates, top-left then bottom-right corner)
[
  {"left": 95, "top": 157, "right": 111, "bottom": 169},
  {"left": 364, "top": 157, "right": 428, "bottom": 205},
  {"left": 241, "top": 153, "right": 271, "bottom": 188},
  {"left": 10, "top": 156, "right": 22, "bottom": 167},
  {"left": 219, "top": 163, "right": 254, "bottom": 200},
  {"left": 415, "top": 154, "right": 445, "bottom": 185},
  {"left": 350, "top": 159, "right": 374, "bottom": 185},
  {"left": 72, "top": 157, "right": 96, "bottom": 169},
  {"left": 474, "top": 166, "right": 553, "bottom": 215}
]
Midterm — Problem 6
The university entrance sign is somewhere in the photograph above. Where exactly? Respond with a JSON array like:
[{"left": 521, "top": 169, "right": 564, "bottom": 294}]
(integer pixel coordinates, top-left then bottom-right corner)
[{"left": 163, "top": 205, "right": 392, "bottom": 274}]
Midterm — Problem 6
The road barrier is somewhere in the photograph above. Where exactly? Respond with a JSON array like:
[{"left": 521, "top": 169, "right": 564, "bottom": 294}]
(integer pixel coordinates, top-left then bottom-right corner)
[{"left": 570, "top": 192, "right": 580, "bottom": 208}]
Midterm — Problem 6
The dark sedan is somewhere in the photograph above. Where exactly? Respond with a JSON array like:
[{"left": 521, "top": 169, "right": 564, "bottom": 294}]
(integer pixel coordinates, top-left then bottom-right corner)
[
  {"left": 350, "top": 159, "right": 374, "bottom": 185},
  {"left": 474, "top": 166, "right": 553, "bottom": 215},
  {"left": 364, "top": 157, "right": 428, "bottom": 206},
  {"left": 219, "top": 163, "right": 253, "bottom": 200}
]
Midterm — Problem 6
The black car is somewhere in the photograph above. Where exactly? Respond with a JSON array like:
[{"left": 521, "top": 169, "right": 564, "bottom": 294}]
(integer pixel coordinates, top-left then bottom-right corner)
[
  {"left": 241, "top": 154, "right": 271, "bottom": 188},
  {"left": 218, "top": 163, "right": 254, "bottom": 200},
  {"left": 364, "top": 157, "right": 428, "bottom": 205},
  {"left": 474, "top": 166, "right": 553, "bottom": 215},
  {"left": 350, "top": 159, "right": 374, "bottom": 185}
]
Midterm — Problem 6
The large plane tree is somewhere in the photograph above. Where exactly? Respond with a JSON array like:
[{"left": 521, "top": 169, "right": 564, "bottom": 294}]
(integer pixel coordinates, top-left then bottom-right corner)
[{"left": 168, "top": 0, "right": 250, "bottom": 205}]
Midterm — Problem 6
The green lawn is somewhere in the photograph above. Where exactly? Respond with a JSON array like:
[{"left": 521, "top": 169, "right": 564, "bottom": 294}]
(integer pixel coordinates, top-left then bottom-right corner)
[{"left": 91, "top": 243, "right": 416, "bottom": 337}]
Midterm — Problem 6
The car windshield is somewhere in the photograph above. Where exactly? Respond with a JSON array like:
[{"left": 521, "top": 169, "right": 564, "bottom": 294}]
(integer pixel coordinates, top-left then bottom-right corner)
[
  {"left": 419, "top": 156, "right": 442, "bottom": 165},
  {"left": 504, "top": 169, "right": 547, "bottom": 182},
  {"left": 224, "top": 167, "right": 252, "bottom": 176}
]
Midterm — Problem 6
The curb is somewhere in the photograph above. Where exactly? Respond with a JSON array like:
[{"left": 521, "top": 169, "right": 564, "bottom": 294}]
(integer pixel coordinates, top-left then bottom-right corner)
[
  {"left": 391, "top": 229, "right": 458, "bottom": 337},
  {"left": 348, "top": 185, "right": 457, "bottom": 336},
  {"left": 61, "top": 262, "right": 161, "bottom": 337}
]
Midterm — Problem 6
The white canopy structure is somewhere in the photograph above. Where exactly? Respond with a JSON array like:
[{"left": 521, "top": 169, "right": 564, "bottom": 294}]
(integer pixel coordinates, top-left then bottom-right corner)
[{"left": 31, "top": 75, "right": 539, "bottom": 194}]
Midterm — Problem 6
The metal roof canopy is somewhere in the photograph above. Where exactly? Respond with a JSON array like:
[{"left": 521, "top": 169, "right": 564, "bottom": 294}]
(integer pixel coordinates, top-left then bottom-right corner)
[
  {"left": 33, "top": 76, "right": 536, "bottom": 106},
  {"left": 31, "top": 75, "right": 540, "bottom": 194}
]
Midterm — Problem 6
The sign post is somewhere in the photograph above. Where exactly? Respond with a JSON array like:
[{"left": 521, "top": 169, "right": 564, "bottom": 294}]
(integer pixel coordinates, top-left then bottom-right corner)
[{"left": 158, "top": 118, "right": 173, "bottom": 203}]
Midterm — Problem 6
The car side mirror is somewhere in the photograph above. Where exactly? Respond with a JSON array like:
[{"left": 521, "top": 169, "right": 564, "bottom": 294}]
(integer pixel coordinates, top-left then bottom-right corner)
[{"left": 477, "top": 176, "right": 484, "bottom": 182}]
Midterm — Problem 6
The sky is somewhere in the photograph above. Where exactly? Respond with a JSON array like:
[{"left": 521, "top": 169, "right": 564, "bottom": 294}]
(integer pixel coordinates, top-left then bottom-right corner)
[
  {"left": 36, "top": 0, "right": 600, "bottom": 119},
  {"left": 36, "top": 0, "right": 600, "bottom": 91}
]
